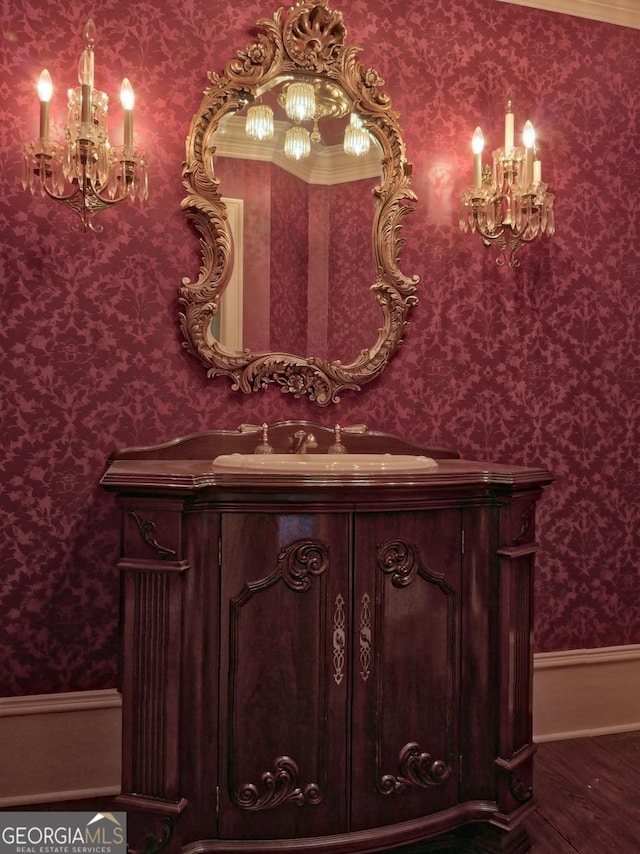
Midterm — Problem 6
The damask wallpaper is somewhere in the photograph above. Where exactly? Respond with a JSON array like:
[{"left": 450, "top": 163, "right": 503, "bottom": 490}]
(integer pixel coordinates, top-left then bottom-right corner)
[
  {"left": 270, "top": 166, "right": 308, "bottom": 354},
  {"left": 1, "top": 0, "right": 638, "bottom": 696}
]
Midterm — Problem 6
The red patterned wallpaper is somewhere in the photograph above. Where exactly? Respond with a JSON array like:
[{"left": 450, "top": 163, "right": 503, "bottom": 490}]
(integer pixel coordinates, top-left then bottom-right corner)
[
  {"left": 328, "top": 178, "right": 382, "bottom": 362},
  {"left": 1, "top": 0, "right": 638, "bottom": 696},
  {"left": 270, "top": 166, "right": 308, "bottom": 354}
]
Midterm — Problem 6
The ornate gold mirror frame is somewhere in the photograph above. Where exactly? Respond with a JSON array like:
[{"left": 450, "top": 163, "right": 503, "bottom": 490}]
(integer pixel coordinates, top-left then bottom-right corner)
[{"left": 180, "top": 1, "right": 418, "bottom": 405}]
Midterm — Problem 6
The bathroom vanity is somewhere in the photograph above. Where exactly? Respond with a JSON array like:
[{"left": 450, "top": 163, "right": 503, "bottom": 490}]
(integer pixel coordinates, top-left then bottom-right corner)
[{"left": 100, "top": 422, "right": 552, "bottom": 854}]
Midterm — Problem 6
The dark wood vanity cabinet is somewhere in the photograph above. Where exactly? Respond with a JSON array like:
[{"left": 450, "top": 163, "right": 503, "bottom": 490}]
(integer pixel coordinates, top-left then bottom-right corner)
[
  {"left": 217, "top": 508, "right": 462, "bottom": 843},
  {"left": 101, "top": 423, "right": 552, "bottom": 854}
]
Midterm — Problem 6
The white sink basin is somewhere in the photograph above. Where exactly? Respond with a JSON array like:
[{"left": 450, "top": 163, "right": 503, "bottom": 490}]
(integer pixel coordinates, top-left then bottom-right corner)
[{"left": 212, "top": 453, "right": 437, "bottom": 474}]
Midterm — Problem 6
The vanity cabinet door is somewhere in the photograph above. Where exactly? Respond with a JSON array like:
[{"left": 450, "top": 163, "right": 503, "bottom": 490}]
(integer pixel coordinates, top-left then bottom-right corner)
[
  {"left": 350, "top": 510, "right": 463, "bottom": 831},
  {"left": 217, "top": 512, "right": 350, "bottom": 841}
]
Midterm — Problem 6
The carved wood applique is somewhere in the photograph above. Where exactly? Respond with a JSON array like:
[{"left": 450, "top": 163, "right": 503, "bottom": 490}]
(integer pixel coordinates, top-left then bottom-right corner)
[
  {"left": 128, "top": 511, "right": 177, "bottom": 559},
  {"left": 333, "top": 593, "right": 346, "bottom": 685},
  {"left": 126, "top": 817, "right": 175, "bottom": 854},
  {"left": 379, "top": 742, "right": 452, "bottom": 794},
  {"left": 376, "top": 538, "right": 451, "bottom": 592},
  {"left": 231, "top": 539, "right": 329, "bottom": 603},
  {"left": 277, "top": 539, "right": 330, "bottom": 591},
  {"left": 359, "top": 592, "right": 372, "bottom": 682},
  {"left": 508, "top": 772, "right": 534, "bottom": 804},
  {"left": 512, "top": 502, "right": 535, "bottom": 546},
  {"left": 235, "top": 755, "right": 323, "bottom": 811}
]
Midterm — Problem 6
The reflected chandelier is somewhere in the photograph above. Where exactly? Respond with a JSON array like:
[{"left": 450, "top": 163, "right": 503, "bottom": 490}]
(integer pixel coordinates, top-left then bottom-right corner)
[
  {"left": 459, "top": 96, "right": 554, "bottom": 266},
  {"left": 245, "top": 79, "right": 371, "bottom": 161},
  {"left": 22, "top": 19, "right": 148, "bottom": 233}
]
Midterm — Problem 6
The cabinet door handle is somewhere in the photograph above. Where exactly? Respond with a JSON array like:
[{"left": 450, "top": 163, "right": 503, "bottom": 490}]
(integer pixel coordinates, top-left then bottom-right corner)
[
  {"left": 332, "top": 594, "right": 346, "bottom": 685},
  {"left": 359, "top": 592, "right": 372, "bottom": 682}
]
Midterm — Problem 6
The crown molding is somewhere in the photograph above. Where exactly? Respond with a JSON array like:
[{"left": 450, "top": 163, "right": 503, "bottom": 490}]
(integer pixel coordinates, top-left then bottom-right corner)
[{"left": 497, "top": 0, "right": 640, "bottom": 29}]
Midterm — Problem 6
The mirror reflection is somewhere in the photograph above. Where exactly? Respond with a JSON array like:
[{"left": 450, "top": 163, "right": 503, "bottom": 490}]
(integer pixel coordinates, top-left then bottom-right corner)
[{"left": 211, "top": 76, "right": 383, "bottom": 362}]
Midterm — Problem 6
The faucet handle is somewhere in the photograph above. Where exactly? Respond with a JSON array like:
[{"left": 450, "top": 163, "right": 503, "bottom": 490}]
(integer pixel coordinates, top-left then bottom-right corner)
[
  {"left": 328, "top": 424, "right": 347, "bottom": 455},
  {"left": 254, "top": 423, "right": 274, "bottom": 454},
  {"left": 341, "top": 424, "right": 367, "bottom": 434}
]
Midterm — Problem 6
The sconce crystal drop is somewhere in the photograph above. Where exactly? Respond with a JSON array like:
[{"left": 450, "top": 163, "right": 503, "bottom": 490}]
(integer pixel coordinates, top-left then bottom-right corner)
[
  {"left": 21, "top": 18, "right": 148, "bottom": 233},
  {"left": 459, "top": 97, "right": 554, "bottom": 266},
  {"left": 246, "top": 104, "right": 274, "bottom": 141},
  {"left": 343, "top": 113, "right": 370, "bottom": 157},
  {"left": 284, "top": 81, "right": 316, "bottom": 123},
  {"left": 284, "top": 125, "right": 311, "bottom": 160}
]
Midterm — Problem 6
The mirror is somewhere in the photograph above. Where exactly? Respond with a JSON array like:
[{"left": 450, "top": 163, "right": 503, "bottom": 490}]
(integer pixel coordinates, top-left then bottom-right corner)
[{"left": 180, "top": 0, "right": 418, "bottom": 405}]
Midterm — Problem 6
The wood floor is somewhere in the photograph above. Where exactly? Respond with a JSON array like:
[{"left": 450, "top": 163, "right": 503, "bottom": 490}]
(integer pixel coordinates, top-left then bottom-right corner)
[
  {"left": 4, "top": 732, "right": 639, "bottom": 853},
  {"left": 528, "top": 731, "right": 640, "bottom": 853}
]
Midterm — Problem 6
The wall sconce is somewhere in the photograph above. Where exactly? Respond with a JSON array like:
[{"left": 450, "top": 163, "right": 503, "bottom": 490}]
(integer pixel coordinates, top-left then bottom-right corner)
[
  {"left": 21, "top": 19, "right": 148, "bottom": 233},
  {"left": 459, "top": 95, "right": 555, "bottom": 266}
]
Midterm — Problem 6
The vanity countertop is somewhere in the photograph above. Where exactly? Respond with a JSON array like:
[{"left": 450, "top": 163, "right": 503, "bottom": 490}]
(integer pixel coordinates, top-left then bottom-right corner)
[{"left": 100, "top": 456, "right": 553, "bottom": 494}]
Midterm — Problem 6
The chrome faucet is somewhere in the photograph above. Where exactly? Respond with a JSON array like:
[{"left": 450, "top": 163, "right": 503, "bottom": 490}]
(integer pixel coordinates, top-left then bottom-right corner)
[{"left": 291, "top": 430, "right": 318, "bottom": 454}]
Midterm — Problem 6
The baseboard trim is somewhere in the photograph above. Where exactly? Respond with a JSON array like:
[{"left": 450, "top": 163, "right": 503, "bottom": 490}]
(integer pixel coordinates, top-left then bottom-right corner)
[
  {"left": 0, "top": 786, "right": 121, "bottom": 808},
  {"left": 0, "top": 688, "right": 123, "bottom": 717},
  {"left": 533, "top": 644, "right": 640, "bottom": 742},
  {"left": 0, "top": 689, "right": 122, "bottom": 807},
  {"left": 2, "top": 647, "right": 639, "bottom": 805}
]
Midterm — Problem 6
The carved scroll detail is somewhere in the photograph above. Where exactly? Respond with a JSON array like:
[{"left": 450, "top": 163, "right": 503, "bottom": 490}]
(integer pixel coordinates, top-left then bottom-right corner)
[
  {"left": 128, "top": 511, "right": 177, "bottom": 560},
  {"left": 512, "top": 503, "right": 534, "bottom": 546},
  {"left": 282, "top": 2, "right": 346, "bottom": 70},
  {"left": 359, "top": 592, "right": 372, "bottom": 681},
  {"left": 376, "top": 539, "right": 418, "bottom": 587},
  {"left": 235, "top": 756, "right": 323, "bottom": 811},
  {"left": 376, "top": 539, "right": 452, "bottom": 592},
  {"left": 127, "top": 817, "right": 174, "bottom": 854},
  {"left": 332, "top": 593, "right": 346, "bottom": 685},
  {"left": 379, "top": 742, "right": 452, "bottom": 794},
  {"left": 277, "top": 540, "right": 329, "bottom": 591},
  {"left": 508, "top": 772, "right": 533, "bottom": 804}
]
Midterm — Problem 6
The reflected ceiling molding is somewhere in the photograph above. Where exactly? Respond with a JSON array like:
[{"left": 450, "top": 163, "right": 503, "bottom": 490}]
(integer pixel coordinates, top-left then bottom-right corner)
[
  {"left": 213, "top": 115, "right": 382, "bottom": 185},
  {"left": 496, "top": 0, "right": 640, "bottom": 29}
]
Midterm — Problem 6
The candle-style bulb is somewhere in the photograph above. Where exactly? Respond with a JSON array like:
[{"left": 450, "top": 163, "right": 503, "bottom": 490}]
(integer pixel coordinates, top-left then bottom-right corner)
[
  {"left": 120, "top": 78, "right": 134, "bottom": 111},
  {"left": 523, "top": 120, "right": 535, "bottom": 149},
  {"left": 37, "top": 69, "right": 53, "bottom": 103},
  {"left": 80, "top": 19, "right": 95, "bottom": 93},
  {"left": 121, "top": 78, "right": 134, "bottom": 148},
  {"left": 523, "top": 120, "right": 535, "bottom": 186},
  {"left": 472, "top": 126, "right": 484, "bottom": 190},
  {"left": 78, "top": 49, "right": 93, "bottom": 87},
  {"left": 37, "top": 69, "right": 52, "bottom": 141},
  {"left": 78, "top": 33, "right": 94, "bottom": 126},
  {"left": 83, "top": 19, "right": 96, "bottom": 50},
  {"left": 533, "top": 144, "right": 542, "bottom": 184},
  {"left": 472, "top": 126, "right": 484, "bottom": 155},
  {"left": 504, "top": 91, "right": 515, "bottom": 154}
]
